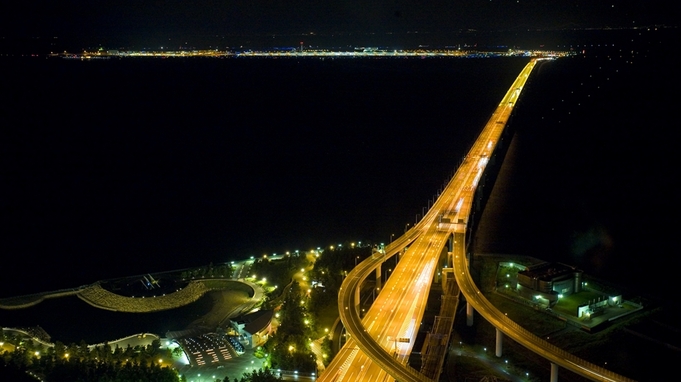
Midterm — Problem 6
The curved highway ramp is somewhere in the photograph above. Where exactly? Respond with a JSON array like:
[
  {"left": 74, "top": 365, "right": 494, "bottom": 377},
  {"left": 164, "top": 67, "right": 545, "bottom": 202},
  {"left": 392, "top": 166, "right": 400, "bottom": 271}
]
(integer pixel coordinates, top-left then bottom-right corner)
[{"left": 318, "top": 59, "right": 635, "bottom": 382}]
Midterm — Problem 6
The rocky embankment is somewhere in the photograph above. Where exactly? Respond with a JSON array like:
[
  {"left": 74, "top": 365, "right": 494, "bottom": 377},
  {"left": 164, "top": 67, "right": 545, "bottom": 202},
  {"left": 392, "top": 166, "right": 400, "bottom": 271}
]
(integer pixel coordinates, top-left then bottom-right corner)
[{"left": 77, "top": 281, "right": 208, "bottom": 312}]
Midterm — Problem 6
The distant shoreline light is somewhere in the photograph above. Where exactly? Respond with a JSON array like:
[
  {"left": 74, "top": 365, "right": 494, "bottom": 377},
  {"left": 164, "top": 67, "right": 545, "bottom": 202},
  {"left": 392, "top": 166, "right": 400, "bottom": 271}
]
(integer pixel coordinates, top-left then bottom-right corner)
[{"left": 53, "top": 48, "right": 572, "bottom": 60}]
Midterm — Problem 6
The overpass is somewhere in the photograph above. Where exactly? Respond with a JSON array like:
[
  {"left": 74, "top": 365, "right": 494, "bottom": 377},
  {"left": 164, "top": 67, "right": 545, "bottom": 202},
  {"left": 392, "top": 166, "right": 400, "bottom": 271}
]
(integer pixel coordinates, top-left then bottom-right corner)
[{"left": 318, "top": 59, "right": 635, "bottom": 382}]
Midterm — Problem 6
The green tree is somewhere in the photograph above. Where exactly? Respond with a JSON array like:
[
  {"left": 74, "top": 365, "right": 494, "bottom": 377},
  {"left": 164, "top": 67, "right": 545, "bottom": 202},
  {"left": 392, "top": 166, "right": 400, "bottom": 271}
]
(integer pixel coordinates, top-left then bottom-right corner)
[
  {"left": 320, "top": 337, "right": 334, "bottom": 367},
  {"left": 172, "top": 346, "right": 183, "bottom": 357},
  {"left": 148, "top": 339, "right": 162, "bottom": 356},
  {"left": 8, "top": 347, "right": 30, "bottom": 369},
  {"left": 112, "top": 344, "right": 124, "bottom": 360},
  {"left": 238, "top": 367, "right": 282, "bottom": 382},
  {"left": 53, "top": 341, "right": 66, "bottom": 359},
  {"left": 0, "top": 356, "right": 33, "bottom": 381},
  {"left": 76, "top": 340, "right": 90, "bottom": 359}
]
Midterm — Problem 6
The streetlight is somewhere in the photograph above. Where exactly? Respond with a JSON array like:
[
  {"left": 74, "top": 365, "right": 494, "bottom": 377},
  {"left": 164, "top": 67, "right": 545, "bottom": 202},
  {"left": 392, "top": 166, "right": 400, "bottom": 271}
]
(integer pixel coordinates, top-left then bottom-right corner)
[{"left": 390, "top": 233, "right": 395, "bottom": 243}]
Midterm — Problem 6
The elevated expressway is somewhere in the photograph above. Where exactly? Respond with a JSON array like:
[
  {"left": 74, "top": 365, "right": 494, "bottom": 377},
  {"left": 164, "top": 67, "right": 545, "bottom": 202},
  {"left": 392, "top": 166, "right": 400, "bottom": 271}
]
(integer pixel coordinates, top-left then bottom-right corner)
[{"left": 318, "top": 59, "right": 635, "bottom": 382}]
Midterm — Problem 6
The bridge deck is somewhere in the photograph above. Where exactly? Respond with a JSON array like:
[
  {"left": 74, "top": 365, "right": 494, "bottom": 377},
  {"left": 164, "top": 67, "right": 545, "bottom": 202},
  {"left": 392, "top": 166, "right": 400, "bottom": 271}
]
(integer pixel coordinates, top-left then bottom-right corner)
[{"left": 320, "top": 59, "right": 635, "bottom": 382}]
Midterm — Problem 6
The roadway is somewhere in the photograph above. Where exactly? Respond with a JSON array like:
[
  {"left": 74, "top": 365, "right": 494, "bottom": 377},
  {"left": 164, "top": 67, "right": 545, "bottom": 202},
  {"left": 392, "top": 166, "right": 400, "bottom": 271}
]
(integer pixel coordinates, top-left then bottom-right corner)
[{"left": 319, "top": 59, "right": 635, "bottom": 382}]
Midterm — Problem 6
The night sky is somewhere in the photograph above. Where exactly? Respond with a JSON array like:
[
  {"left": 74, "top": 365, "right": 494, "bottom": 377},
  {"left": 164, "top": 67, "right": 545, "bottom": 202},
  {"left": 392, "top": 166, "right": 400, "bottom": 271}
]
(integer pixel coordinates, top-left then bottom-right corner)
[{"left": 1, "top": 1, "right": 676, "bottom": 48}]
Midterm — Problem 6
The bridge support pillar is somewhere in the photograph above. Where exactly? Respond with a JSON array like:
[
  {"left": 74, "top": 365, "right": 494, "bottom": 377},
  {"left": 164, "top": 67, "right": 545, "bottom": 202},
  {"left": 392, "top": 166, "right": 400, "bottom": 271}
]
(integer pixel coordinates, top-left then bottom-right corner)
[
  {"left": 466, "top": 301, "right": 474, "bottom": 326},
  {"left": 442, "top": 268, "right": 454, "bottom": 292},
  {"left": 550, "top": 362, "right": 559, "bottom": 382},
  {"left": 495, "top": 328, "right": 503, "bottom": 357},
  {"left": 375, "top": 263, "right": 382, "bottom": 290},
  {"left": 354, "top": 287, "right": 360, "bottom": 314}
]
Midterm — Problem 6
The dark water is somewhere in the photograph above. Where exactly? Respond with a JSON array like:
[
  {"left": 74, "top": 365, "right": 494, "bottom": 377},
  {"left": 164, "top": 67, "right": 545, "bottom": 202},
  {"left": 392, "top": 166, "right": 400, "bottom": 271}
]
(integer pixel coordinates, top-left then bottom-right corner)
[
  {"left": 0, "top": 294, "right": 214, "bottom": 344},
  {"left": 1, "top": 54, "right": 527, "bottom": 298},
  {"left": 471, "top": 28, "right": 679, "bottom": 381},
  {"left": 1, "top": 28, "right": 678, "bottom": 349},
  {"left": 474, "top": 27, "right": 679, "bottom": 299}
]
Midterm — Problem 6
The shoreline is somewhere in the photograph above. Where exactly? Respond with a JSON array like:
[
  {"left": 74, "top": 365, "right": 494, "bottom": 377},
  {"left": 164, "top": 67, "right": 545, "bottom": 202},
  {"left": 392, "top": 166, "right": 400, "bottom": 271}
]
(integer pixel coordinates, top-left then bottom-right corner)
[{"left": 0, "top": 278, "right": 264, "bottom": 347}]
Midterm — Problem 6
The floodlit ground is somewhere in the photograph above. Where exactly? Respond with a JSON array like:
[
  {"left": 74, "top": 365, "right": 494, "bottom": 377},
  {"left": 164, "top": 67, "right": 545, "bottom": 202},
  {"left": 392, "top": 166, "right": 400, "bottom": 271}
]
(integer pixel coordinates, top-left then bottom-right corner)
[
  {"left": 552, "top": 291, "right": 602, "bottom": 316},
  {"left": 189, "top": 288, "right": 254, "bottom": 329}
]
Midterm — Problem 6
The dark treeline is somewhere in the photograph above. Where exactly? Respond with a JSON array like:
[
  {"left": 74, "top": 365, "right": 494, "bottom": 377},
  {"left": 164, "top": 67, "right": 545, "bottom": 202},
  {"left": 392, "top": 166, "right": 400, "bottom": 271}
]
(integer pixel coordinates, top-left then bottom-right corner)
[
  {"left": 251, "top": 254, "right": 308, "bottom": 294},
  {"left": 0, "top": 335, "right": 177, "bottom": 382},
  {"left": 309, "top": 244, "right": 374, "bottom": 301},
  {"left": 262, "top": 281, "right": 317, "bottom": 373}
]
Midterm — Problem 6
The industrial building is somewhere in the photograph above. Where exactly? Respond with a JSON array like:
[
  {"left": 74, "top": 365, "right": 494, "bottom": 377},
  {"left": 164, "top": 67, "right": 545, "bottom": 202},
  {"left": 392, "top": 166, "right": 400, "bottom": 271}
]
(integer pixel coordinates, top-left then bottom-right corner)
[{"left": 516, "top": 262, "right": 583, "bottom": 306}]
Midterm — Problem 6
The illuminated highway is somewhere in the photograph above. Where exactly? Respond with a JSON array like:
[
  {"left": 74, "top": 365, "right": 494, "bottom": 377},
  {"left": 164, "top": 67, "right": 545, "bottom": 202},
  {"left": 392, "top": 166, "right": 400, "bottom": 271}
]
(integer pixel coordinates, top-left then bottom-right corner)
[{"left": 319, "top": 59, "right": 635, "bottom": 382}]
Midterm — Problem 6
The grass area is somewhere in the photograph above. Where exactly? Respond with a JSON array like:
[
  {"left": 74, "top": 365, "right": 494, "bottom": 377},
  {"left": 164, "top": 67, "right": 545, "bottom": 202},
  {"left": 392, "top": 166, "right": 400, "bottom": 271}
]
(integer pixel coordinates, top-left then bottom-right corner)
[
  {"left": 496, "top": 264, "right": 521, "bottom": 289},
  {"left": 457, "top": 317, "right": 588, "bottom": 382},
  {"left": 443, "top": 355, "right": 514, "bottom": 382},
  {"left": 486, "top": 293, "right": 565, "bottom": 336},
  {"left": 0, "top": 294, "right": 45, "bottom": 307},
  {"left": 552, "top": 290, "right": 602, "bottom": 316},
  {"left": 200, "top": 279, "right": 254, "bottom": 294},
  {"left": 476, "top": 254, "right": 542, "bottom": 292}
]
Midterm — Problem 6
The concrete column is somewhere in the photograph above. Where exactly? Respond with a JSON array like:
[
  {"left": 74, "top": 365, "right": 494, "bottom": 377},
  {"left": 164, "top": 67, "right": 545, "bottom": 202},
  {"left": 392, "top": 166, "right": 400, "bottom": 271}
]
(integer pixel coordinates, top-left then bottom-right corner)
[
  {"left": 495, "top": 328, "right": 503, "bottom": 357},
  {"left": 375, "top": 263, "right": 382, "bottom": 290},
  {"left": 442, "top": 269, "right": 452, "bottom": 292},
  {"left": 466, "top": 301, "right": 474, "bottom": 326},
  {"left": 550, "top": 362, "right": 559, "bottom": 382},
  {"left": 354, "top": 287, "right": 360, "bottom": 314}
]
